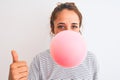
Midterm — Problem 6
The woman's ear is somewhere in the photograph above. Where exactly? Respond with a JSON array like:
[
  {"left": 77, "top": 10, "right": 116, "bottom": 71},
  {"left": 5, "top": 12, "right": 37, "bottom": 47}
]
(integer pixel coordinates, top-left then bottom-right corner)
[
  {"left": 79, "top": 30, "right": 82, "bottom": 35},
  {"left": 50, "top": 31, "right": 55, "bottom": 37}
]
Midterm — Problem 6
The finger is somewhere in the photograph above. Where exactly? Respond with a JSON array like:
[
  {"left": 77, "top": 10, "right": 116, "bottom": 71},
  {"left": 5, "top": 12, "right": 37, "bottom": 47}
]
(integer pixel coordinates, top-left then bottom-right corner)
[
  {"left": 11, "top": 50, "right": 18, "bottom": 62},
  {"left": 18, "top": 66, "right": 28, "bottom": 73},
  {"left": 19, "top": 71, "right": 28, "bottom": 78},
  {"left": 15, "top": 72, "right": 28, "bottom": 80},
  {"left": 19, "top": 77, "right": 28, "bottom": 80},
  {"left": 11, "top": 66, "right": 28, "bottom": 74},
  {"left": 13, "top": 71, "right": 28, "bottom": 80},
  {"left": 10, "top": 61, "right": 27, "bottom": 69}
]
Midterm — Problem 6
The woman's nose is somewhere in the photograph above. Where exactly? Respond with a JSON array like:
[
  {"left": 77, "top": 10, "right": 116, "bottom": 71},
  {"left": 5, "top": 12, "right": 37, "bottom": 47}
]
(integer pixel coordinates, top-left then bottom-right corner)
[{"left": 66, "top": 27, "right": 72, "bottom": 30}]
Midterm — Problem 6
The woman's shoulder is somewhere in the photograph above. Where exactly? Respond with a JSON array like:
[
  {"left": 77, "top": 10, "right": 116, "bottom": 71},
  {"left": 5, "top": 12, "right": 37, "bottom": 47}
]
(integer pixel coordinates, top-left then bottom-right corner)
[
  {"left": 84, "top": 51, "right": 97, "bottom": 66},
  {"left": 87, "top": 51, "right": 97, "bottom": 59},
  {"left": 31, "top": 49, "right": 56, "bottom": 68},
  {"left": 32, "top": 49, "right": 54, "bottom": 64},
  {"left": 34, "top": 49, "right": 51, "bottom": 60},
  {"left": 37, "top": 49, "right": 50, "bottom": 56}
]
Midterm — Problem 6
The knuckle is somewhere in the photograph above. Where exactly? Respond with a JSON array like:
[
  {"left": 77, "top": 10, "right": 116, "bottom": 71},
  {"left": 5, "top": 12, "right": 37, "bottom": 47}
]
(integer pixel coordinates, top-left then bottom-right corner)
[{"left": 10, "top": 63, "right": 15, "bottom": 69}]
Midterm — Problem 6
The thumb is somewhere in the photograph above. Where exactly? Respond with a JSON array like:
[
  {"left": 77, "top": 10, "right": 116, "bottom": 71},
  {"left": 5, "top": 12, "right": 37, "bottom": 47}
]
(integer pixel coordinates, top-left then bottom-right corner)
[{"left": 11, "top": 50, "right": 18, "bottom": 62}]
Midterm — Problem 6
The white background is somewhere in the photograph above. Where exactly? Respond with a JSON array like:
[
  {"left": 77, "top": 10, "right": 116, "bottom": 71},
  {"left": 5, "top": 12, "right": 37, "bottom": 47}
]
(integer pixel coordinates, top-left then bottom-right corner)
[{"left": 0, "top": 0, "right": 120, "bottom": 80}]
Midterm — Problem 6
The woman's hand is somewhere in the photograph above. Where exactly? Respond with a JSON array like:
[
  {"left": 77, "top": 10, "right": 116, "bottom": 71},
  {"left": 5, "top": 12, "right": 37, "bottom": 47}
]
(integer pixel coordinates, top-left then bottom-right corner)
[{"left": 9, "top": 50, "right": 28, "bottom": 80}]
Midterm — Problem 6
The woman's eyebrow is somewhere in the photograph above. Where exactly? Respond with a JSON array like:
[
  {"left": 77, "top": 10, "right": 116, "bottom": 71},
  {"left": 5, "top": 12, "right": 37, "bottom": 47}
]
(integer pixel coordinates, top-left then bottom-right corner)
[
  {"left": 57, "top": 23, "right": 65, "bottom": 25},
  {"left": 72, "top": 23, "right": 78, "bottom": 25}
]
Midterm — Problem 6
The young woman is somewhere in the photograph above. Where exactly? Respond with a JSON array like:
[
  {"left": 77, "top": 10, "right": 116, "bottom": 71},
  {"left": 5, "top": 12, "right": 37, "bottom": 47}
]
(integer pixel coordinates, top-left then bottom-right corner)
[{"left": 9, "top": 2, "right": 98, "bottom": 80}]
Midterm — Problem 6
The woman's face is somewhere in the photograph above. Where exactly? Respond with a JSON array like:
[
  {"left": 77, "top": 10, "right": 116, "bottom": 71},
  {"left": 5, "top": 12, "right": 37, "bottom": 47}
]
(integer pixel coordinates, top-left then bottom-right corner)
[{"left": 53, "top": 9, "right": 80, "bottom": 35}]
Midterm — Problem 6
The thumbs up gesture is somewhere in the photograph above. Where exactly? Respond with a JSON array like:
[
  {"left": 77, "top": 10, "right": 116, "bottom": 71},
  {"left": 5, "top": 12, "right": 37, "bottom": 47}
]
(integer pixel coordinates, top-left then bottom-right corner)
[{"left": 9, "top": 50, "right": 28, "bottom": 80}]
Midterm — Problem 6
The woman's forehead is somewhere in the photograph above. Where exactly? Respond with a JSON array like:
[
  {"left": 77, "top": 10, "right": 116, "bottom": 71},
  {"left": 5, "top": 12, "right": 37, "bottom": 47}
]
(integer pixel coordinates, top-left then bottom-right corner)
[{"left": 55, "top": 9, "right": 79, "bottom": 22}]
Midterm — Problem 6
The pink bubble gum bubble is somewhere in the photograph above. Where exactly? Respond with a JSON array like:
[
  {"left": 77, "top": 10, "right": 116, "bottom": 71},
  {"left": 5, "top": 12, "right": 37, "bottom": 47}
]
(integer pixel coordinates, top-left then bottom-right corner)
[{"left": 50, "top": 30, "right": 87, "bottom": 68}]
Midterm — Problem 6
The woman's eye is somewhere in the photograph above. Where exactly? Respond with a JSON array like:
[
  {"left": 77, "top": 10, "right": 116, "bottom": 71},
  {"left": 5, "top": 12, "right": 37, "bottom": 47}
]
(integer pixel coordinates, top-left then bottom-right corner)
[
  {"left": 72, "top": 26, "right": 78, "bottom": 28},
  {"left": 57, "top": 26, "right": 65, "bottom": 29}
]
